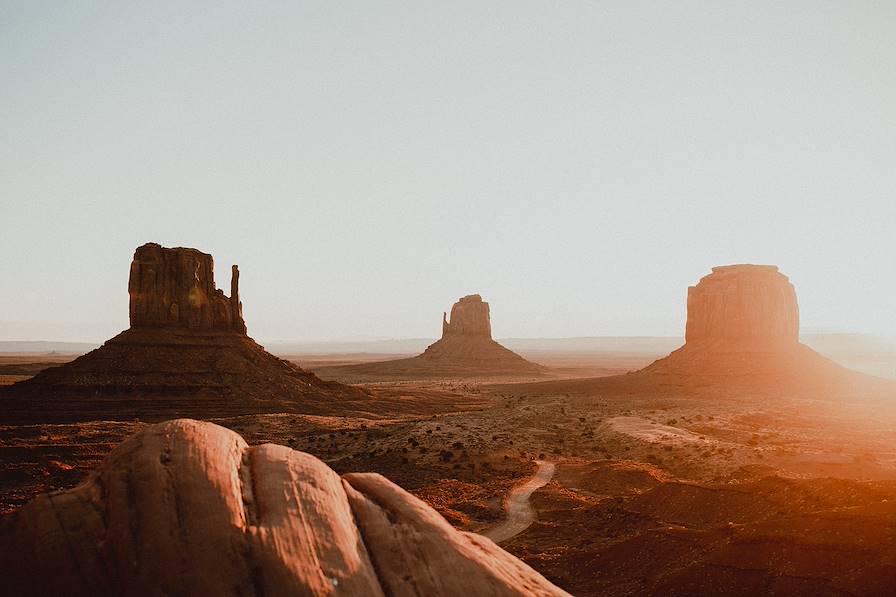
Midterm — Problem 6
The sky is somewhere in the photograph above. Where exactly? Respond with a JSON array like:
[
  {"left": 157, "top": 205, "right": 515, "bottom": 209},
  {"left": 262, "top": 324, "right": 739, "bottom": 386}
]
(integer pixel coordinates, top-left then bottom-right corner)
[{"left": 1, "top": 2, "right": 895, "bottom": 343}]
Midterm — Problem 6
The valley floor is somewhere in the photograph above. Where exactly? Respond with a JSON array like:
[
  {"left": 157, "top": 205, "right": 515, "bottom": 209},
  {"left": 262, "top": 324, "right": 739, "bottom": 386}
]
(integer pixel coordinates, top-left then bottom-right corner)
[{"left": 2, "top": 351, "right": 896, "bottom": 595}]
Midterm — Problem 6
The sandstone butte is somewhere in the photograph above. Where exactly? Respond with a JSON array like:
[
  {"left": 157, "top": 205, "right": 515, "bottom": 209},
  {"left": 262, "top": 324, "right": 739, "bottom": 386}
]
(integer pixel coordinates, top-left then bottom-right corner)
[
  {"left": 515, "top": 265, "right": 878, "bottom": 397},
  {"left": 418, "top": 294, "right": 543, "bottom": 371},
  {"left": 636, "top": 264, "right": 870, "bottom": 391},
  {"left": 684, "top": 264, "right": 799, "bottom": 347},
  {"left": 0, "top": 419, "right": 569, "bottom": 597},
  {"left": 313, "top": 294, "right": 545, "bottom": 381},
  {"left": 0, "top": 243, "right": 367, "bottom": 423}
]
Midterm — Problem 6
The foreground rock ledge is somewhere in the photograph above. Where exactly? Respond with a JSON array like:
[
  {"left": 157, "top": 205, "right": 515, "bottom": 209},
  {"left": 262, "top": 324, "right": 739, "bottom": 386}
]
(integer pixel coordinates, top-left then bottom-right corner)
[{"left": 0, "top": 420, "right": 568, "bottom": 597}]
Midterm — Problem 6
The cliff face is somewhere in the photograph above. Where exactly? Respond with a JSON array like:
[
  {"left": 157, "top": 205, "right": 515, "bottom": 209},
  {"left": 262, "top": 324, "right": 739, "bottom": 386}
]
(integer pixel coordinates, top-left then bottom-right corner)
[
  {"left": 442, "top": 294, "right": 492, "bottom": 339},
  {"left": 685, "top": 265, "right": 799, "bottom": 347},
  {"left": 128, "top": 243, "right": 246, "bottom": 333},
  {"left": 0, "top": 420, "right": 569, "bottom": 597},
  {"left": 640, "top": 264, "right": 852, "bottom": 391}
]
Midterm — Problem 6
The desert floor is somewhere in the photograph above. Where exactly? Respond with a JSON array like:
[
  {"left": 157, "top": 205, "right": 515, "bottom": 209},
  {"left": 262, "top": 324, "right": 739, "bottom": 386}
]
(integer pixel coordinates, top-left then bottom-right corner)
[{"left": 2, "top": 350, "right": 896, "bottom": 595}]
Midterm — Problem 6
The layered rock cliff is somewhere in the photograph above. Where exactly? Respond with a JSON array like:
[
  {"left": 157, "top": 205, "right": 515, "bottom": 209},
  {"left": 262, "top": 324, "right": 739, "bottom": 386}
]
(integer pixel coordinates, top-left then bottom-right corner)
[
  {"left": 0, "top": 420, "right": 569, "bottom": 597},
  {"left": 128, "top": 243, "right": 246, "bottom": 333},
  {"left": 685, "top": 265, "right": 799, "bottom": 347},
  {"left": 442, "top": 294, "right": 492, "bottom": 338}
]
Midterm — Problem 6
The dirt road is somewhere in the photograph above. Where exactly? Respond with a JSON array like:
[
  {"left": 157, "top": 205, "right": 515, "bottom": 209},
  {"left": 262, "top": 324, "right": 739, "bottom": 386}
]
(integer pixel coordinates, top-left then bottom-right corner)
[{"left": 484, "top": 459, "right": 556, "bottom": 543}]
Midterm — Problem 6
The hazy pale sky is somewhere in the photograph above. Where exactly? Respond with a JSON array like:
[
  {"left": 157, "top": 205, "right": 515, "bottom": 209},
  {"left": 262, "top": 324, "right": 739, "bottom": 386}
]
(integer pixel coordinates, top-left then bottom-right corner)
[{"left": 2, "top": 2, "right": 894, "bottom": 342}]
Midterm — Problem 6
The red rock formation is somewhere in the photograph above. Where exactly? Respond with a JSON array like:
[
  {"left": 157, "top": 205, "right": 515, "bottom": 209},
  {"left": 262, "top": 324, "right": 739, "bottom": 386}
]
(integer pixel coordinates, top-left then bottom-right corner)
[
  {"left": 520, "top": 265, "right": 872, "bottom": 398},
  {"left": 0, "top": 420, "right": 569, "bottom": 597},
  {"left": 312, "top": 295, "right": 545, "bottom": 381},
  {"left": 1, "top": 243, "right": 367, "bottom": 423},
  {"left": 685, "top": 265, "right": 798, "bottom": 347},
  {"left": 639, "top": 264, "right": 851, "bottom": 390},
  {"left": 442, "top": 294, "right": 492, "bottom": 338},
  {"left": 128, "top": 242, "right": 246, "bottom": 333},
  {"left": 419, "top": 294, "right": 539, "bottom": 368}
]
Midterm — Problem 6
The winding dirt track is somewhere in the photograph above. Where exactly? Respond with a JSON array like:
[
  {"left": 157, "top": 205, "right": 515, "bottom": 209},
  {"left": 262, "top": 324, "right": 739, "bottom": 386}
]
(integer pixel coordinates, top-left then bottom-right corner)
[{"left": 484, "top": 460, "right": 556, "bottom": 543}]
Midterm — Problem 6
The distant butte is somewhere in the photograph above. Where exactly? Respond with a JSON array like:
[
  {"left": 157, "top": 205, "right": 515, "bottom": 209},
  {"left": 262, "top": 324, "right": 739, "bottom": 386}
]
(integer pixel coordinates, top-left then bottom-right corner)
[
  {"left": 0, "top": 243, "right": 367, "bottom": 423},
  {"left": 684, "top": 265, "right": 799, "bottom": 348},
  {"left": 314, "top": 294, "right": 545, "bottom": 382},
  {"left": 510, "top": 264, "right": 877, "bottom": 397},
  {"left": 642, "top": 264, "right": 833, "bottom": 383},
  {"left": 419, "top": 294, "right": 541, "bottom": 370}
]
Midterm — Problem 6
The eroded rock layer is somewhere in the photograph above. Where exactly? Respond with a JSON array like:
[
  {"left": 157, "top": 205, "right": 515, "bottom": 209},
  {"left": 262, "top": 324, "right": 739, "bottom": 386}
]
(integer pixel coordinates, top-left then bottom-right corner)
[
  {"left": 129, "top": 243, "right": 246, "bottom": 333},
  {"left": 0, "top": 420, "right": 569, "bottom": 597},
  {"left": 442, "top": 294, "right": 492, "bottom": 338},
  {"left": 685, "top": 265, "right": 798, "bottom": 347}
]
